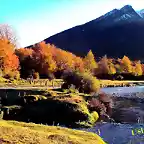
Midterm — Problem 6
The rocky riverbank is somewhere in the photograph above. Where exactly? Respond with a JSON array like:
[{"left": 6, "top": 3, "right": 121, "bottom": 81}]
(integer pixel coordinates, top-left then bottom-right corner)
[{"left": 79, "top": 87, "right": 144, "bottom": 144}]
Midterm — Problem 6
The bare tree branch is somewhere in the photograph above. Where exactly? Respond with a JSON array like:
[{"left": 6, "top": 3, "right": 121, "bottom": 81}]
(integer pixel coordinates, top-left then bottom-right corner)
[{"left": 0, "top": 24, "right": 18, "bottom": 48}]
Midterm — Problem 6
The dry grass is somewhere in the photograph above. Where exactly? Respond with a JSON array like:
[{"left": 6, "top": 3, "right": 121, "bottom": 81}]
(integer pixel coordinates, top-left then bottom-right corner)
[
  {"left": 99, "top": 80, "right": 144, "bottom": 87},
  {"left": 100, "top": 80, "right": 144, "bottom": 83},
  {"left": 0, "top": 120, "right": 106, "bottom": 144}
]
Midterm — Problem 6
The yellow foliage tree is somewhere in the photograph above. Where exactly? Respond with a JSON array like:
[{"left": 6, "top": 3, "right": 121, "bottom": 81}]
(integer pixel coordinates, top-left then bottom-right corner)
[
  {"left": 108, "top": 60, "right": 116, "bottom": 75},
  {"left": 54, "top": 49, "right": 75, "bottom": 71},
  {"left": 120, "top": 55, "right": 133, "bottom": 73},
  {"left": 83, "top": 50, "right": 98, "bottom": 73}
]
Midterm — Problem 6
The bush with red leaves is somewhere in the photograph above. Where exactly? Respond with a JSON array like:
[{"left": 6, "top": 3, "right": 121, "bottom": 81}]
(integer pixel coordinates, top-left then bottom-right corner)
[{"left": 88, "top": 93, "right": 113, "bottom": 117}]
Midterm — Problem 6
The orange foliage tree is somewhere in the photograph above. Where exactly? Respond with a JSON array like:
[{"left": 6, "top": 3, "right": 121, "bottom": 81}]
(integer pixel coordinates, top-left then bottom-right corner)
[
  {"left": 53, "top": 49, "right": 75, "bottom": 71},
  {"left": 0, "top": 39, "right": 19, "bottom": 78},
  {"left": 51, "top": 45, "right": 84, "bottom": 72},
  {"left": 15, "top": 48, "right": 33, "bottom": 61},
  {"left": 15, "top": 48, "right": 34, "bottom": 78},
  {"left": 73, "top": 56, "right": 84, "bottom": 72},
  {"left": 32, "top": 42, "right": 56, "bottom": 76}
]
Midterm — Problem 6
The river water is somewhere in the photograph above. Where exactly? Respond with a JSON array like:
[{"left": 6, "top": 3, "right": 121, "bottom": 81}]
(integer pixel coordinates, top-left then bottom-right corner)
[{"left": 79, "top": 86, "right": 144, "bottom": 144}]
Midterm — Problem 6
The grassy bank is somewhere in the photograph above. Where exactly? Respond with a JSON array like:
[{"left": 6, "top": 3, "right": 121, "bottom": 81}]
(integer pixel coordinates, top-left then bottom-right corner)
[
  {"left": 0, "top": 78, "right": 64, "bottom": 88},
  {"left": 0, "top": 77, "right": 144, "bottom": 89},
  {"left": 0, "top": 120, "right": 106, "bottom": 144}
]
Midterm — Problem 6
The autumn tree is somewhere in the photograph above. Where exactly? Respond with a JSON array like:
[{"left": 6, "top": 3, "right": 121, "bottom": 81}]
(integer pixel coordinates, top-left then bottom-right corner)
[
  {"left": 0, "top": 39, "right": 19, "bottom": 78},
  {"left": 73, "top": 56, "right": 84, "bottom": 72},
  {"left": 132, "top": 60, "right": 142, "bottom": 76},
  {"left": 32, "top": 42, "right": 56, "bottom": 76},
  {"left": 83, "top": 50, "right": 98, "bottom": 73},
  {"left": 141, "top": 64, "right": 144, "bottom": 75},
  {"left": 107, "top": 59, "right": 116, "bottom": 75},
  {"left": 0, "top": 24, "right": 17, "bottom": 47},
  {"left": 15, "top": 48, "right": 33, "bottom": 61},
  {"left": 97, "top": 55, "right": 108, "bottom": 74},
  {"left": 115, "top": 59, "right": 123, "bottom": 73},
  {"left": 119, "top": 56, "right": 133, "bottom": 73},
  {"left": 97, "top": 55, "right": 116, "bottom": 75},
  {"left": 15, "top": 48, "right": 34, "bottom": 78}
]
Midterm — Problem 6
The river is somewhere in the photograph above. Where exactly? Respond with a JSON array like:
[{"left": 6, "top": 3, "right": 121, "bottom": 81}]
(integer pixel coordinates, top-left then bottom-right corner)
[{"left": 79, "top": 86, "right": 144, "bottom": 144}]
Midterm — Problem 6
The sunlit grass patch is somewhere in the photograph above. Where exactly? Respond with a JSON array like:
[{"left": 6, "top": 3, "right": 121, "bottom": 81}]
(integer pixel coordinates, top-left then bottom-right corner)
[{"left": 0, "top": 120, "right": 106, "bottom": 144}]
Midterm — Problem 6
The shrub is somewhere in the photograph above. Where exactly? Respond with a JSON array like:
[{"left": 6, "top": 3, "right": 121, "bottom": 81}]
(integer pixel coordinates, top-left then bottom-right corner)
[
  {"left": 62, "top": 70, "right": 100, "bottom": 94},
  {"left": 4, "top": 71, "right": 20, "bottom": 80},
  {"left": 88, "top": 98, "right": 106, "bottom": 115},
  {"left": 88, "top": 111, "right": 99, "bottom": 124},
  {"left": 91, "top": 111, "right": 99, "bottom": 121},
  {"left": 88, "top": 93, "right": 113, "bottom": 117},
  {"left": 76, "top": 104, "right": 99, "bottom": 127}
]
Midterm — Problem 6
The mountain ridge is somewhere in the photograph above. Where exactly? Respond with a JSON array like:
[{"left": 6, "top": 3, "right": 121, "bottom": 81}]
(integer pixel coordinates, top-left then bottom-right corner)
[
  {"left": 27, "top": 5, "right": 144, "bottom": 60},
  {"left": 137, "top": 9, "right": 144, "bottom": 18}
]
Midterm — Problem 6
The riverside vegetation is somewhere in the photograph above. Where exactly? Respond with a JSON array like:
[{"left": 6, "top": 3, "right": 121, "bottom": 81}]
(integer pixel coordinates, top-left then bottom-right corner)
[{"left": 0, "top": 73, "right": 109, "bottom": 143}]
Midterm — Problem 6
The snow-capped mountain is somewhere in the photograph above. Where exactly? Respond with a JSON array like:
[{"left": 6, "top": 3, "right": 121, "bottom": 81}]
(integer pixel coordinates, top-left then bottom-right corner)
[
  {"left": 94, "top": 5, "right": 142, "bottom": 27},
  {"left": 137, "top": 9, "right": 144, "bottom": 18}
]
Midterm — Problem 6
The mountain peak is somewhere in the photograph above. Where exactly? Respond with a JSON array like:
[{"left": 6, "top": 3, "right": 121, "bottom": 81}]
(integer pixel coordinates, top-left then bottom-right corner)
[
  {"left": 95, "top": 4, "right": 142, "bottom": 26},
  {"left": 121, "top": 5, "right": 133, "bottom": 9},
  {"left": 120, "top": 5, "right": 134, "bottom": 13}
]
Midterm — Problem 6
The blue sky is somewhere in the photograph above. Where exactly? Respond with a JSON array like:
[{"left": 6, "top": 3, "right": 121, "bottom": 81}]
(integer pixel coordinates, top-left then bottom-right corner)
[{"left": 0, "top": 0, "right": 144, "bottom": 47}]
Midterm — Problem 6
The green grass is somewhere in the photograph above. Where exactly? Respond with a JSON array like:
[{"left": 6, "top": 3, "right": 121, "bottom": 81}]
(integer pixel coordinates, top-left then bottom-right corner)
[{"left": 0, "top": 120, "right": 106, "bottom": 144}]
